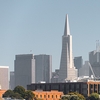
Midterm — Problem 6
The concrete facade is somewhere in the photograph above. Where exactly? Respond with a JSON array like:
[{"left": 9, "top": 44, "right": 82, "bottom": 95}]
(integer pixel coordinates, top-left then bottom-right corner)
[
  {"left": 89, "top": 50, "right": 100, "bottom": 65},
  {"left": 33, "top": 90, "right": 63, "bottom": 100},
  {"left": 34, "top": 54, "right": 52, "bottom": 83},
  {"left": 14, "top": 54, "right": 35, "bottom": 89},
  {"left": 79, "top": 61, "right": 91, "bottom": 77},
  {"left": 0, "top": 66, "right": 9, "bottom": 90},
  {"left": 59, "top": 15, "right": 77, "bottom": 82}
]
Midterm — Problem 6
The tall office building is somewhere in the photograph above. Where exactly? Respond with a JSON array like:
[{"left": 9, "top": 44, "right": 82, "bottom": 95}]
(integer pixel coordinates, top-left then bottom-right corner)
[
  {"left": 74, "top": 56, "right": 83, "bottom": 76},
  {"left": 89, "top": 50, "right": 100, "bottom": 66},
  {"left": 59, "top": 15, "right": 77, "bottom": 82},
  {"left": 10, "top": 71, "right": 15, "bottom": 90},
  {"left": 0, "top": 66, "right": 9, "bottom": 90},
  {"left": 34, "top": 54, "right": 52, "bottom": 83},
  {"left": 14, "top": 54, "right": 35, "bottom": 89},
  {"left": 89, "top": 49, "right": 100, "bottom": 77}
]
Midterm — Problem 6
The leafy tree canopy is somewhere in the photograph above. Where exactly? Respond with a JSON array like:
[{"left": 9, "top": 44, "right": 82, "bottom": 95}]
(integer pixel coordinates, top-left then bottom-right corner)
[
  {"left": 89, "top": 93, "right": 99, "bottom": 100},
  {"left": 67, "top": 92, "right": 85, "bottom": 100},
  {"left": 3, "top": 90, "right": 14, "bottom": 98},
  {"left": 25, "top": 90, "right": 35, "bottom": 100},
  {"left": 13, "top": 93, "right": 22, "bottom": 99},
  {"left": 70, "top": 95, "right": 79, "bottom": 100},
  {"left": 13, "top": 86, "right": 26, "bottom": 98},
  {"left": 3, "top": 86, "right": 35, "bottom": 100}
]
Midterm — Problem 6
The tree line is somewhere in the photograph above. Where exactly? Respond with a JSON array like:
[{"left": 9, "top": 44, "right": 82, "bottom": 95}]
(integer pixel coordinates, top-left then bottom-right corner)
[
  {"left": 2, "top": 86, "right": 35, "bottom": 100},
  {"left": 2, "top": 85, "right": 100, "bottom": 100},
  {"left": 61, "top": 92, "right": 100, "bottom": 100}
]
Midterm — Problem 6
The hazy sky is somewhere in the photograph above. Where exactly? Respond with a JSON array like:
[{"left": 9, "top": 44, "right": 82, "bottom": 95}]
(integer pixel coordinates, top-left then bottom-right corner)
[{"left": 0, "top": 1, "right": 100, "bottom": 71}]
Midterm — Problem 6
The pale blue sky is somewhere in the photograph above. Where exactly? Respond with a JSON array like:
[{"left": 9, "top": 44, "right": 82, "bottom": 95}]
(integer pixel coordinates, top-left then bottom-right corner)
[{"left": 0, "top": 1, "right": 100, "bottom": 71}]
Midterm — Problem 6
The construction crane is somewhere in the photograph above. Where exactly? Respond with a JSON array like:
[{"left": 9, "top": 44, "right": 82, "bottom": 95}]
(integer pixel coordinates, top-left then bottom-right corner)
[{"left": 88, "top": 62, "right": 100, "bottom": 80}]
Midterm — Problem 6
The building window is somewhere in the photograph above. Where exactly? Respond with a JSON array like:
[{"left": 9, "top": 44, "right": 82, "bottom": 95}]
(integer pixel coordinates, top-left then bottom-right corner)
[
  {"left": 90, "top": 84, "right": 93, "bottom": 88},
  {"left": 48, "top": 95, "right": 50, "bottom": 98},
  {"left": 40, "top": 95, "right": 42, "bottom": 98},
  {"left": 82, "top": 84, "right": 87, "bottom": 88},
  {"left": 98, "top": 84, "right": 100, "bottom": 93},
  {"left": 71, "top": 84, "right": 74, "bottom": 88},
  {"left": 36, "top": 95, "right": 38, "bottom": 98},
  {"left": 76, "top": 84, "right": 79, "bottom": 89},
  {"left": 66, "top": 84, "right": 69, "bottom": 89},
  {"left": 94, "top": 84, "right": 97, "bottom": 89},
  {"left": 52, "top": 95, "right": 53, "bottom": 98},
  {"left": 44, "top": 95, "right": 46, "bottom": 98},
  {"left": 56, "top": 95, "right": 57, "bottom": 98}
]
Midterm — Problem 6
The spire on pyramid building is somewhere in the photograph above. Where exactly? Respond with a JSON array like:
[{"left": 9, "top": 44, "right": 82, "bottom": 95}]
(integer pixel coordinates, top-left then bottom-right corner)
[
  {"left": 64, "top": 14, "right": 70, "bottom": 36},
  {"left": 58, "top": 14, "right": 77, "bottom": 82}
]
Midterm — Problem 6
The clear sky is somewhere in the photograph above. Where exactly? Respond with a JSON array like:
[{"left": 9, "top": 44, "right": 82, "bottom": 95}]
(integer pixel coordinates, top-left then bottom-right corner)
[{"left": 0, "top": 0, "right": 100, "bottom": 71}]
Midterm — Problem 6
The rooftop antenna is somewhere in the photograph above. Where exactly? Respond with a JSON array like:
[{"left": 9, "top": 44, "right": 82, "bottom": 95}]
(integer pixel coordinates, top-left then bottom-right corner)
[
  {"left": 96, "top": 40, "right": 98, "bottom": 51},
  {"left": 99, "top": 41, "right": 100, "bottom": 51}
]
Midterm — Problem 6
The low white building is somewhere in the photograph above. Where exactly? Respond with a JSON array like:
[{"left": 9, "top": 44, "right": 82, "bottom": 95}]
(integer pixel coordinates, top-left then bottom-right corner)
[{"left": 0, "top": 66, "right": 9, "bottom": 90}]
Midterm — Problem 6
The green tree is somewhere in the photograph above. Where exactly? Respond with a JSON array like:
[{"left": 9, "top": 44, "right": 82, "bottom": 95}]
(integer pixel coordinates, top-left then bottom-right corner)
[
  {"left": 3, "top": 89, "right": 22, "bottom": 99},
  {"left": 61, "top": 95, "right": 70, "bottom": 100},
  {"left": 89, "top": 93, "right": 99, "bottom": 100},
  {"left": 68, "top": 92, "right": 85, "bottom": 100},
  {"left": 13, "top": 86, "right": 25, "bottom": 98},
  {"left": 25, "top": 90, "right": 35, "bottom": 100},
  {"left": 70, "top": 95, "right": 79, "bottom": 100},
  {"left": 3, "top": 90, "right": 15, "bottom": 98},
  {"left": 13, "top": 92, "right": 22, "bottom": 99}
]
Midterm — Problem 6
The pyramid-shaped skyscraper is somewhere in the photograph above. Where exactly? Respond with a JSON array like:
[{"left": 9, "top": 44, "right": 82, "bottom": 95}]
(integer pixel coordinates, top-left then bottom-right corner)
[{"left": 58, "top": 15, "right": 77, "bottom": 82}]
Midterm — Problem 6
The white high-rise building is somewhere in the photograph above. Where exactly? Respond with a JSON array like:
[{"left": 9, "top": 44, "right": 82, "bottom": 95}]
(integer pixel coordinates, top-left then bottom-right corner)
[
  {"left": 59, "top": 15, "right": 77, "bottom": 82},
  {"left": 14, "top": 54, "right": 35, "bottom": 89},
  {"left": 0, "top": 66, "right": 9, "bottom": 90},
  {"left": 34, "top": 54, "right": 52, "bottom": 83}
]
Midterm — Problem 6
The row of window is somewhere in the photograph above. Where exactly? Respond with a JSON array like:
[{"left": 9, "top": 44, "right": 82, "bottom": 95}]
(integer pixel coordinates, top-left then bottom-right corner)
[
  {"left": 35, "top": 84, "right": 87, "bottom": 89},
  {"left": 36, "top": 95, "right": 61, "bottom": 98}
]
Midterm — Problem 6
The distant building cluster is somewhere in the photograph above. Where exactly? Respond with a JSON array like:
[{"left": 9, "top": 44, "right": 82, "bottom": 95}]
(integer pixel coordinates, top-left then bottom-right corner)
[
  {"left": 1, "top": 15, "right": 100, "bottom": 98},
  {"left": 13, "top": 54, "right": 52, "bottom": 89}
]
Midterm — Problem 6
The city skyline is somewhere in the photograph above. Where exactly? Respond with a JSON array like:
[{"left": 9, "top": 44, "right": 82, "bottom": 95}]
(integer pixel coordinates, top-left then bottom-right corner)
[{"left": 0, "top": 1, "right": 100, "bottom": 71}]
